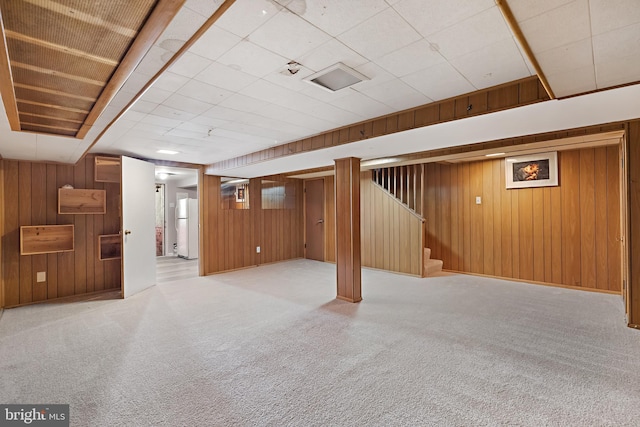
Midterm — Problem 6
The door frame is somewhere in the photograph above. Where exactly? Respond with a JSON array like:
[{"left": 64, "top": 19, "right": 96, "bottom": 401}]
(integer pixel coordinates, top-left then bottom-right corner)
[{"left": 304, "top": 178, "right": 325, "bottom": 261}]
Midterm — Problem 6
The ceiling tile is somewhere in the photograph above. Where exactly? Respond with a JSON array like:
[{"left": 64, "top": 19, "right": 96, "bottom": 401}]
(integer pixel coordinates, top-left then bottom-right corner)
[
  {"left": 536, "top": 38, "right": 593, "bottom": 77},
  {"left": 393, "top": 0, "right": 494, "bottom": 37},
  {"left": 338, "top": 8, "right": 422, "bottom": 60},
  {"left": 297, "top": 39, "right": 368, "bottom": 73},
  {"left": 296, "top": 102, "right": 364, "bottom": 126},
  {"left": 194, "top": 62, "right": 259, "bottom": 92},
  {"left": 352, "top": 62, "right": 397, "bottom": 91},
  {"left": 218, "top": 40, "right": 287, "bottom": 77},
  {"left": 546, "top": 65, "right": 596, "bottom": 97},
  {"left": 150, "top": 105, "right": 198, "bottom": 122},
  {"left": 264, "top": 67, "right": 317, "bottom": 93},
  {"left": 155, "top": 6, "right": 208, "bottom": 45},
  {"left": 287, "top": 0, "right": 388, "bottom": 37},
  {"left": 249, "top": 9, "right": 332, "bottom": 59},
  {"left": 200, "top": 105, "right": 246, "bottom": 121},
  {"left": 402, "top": 61, "right": 475, "bottom": 100},
  {"left": 330, "top": 90, "right": 394, "bottom": 117},
  {"left": 141, "top": 87, "right": 174, "bottom": 104},
  {"left": 189, "top": 26, "right": 242, "bottom": 61},
  {"left": 178, "top": 79, "right": 233, "bottom": 105},
  {"left": 190, "top": 115, "right": 230, "bottom": 129},
  {"left": 592, "top": 22, "right": 640, "bottom": 63},
  {"left": 130, "top": 100, "right": 159, "bottom": 114},
  {"left": 595, "top": 55, "right": 640, "bottom": 90},
  {"left": 376, "top": 39, "right": 445, "bottom": 77},
  {"left": 169, "top": 52, "right": 212, "bottom": 78},
  {"left": 152, "top": 72, "right": 190, "bottom": 92},
  {"left": 358, "top": 79, "right": 430, "bottom": 108},
  {"left": 140, "top": 114, "right": 184, "bottom": 129},
  {"left": 135, "top": 46, "right": 172, "bottom": 77},
  {"left": 519, "top": 0, "right": 591, "bottom": 54},
  {"left": 507, "top": 0, "right": 574, "bottom": 22},
  {"left": 428, "top": 7, "right": 512, "bottom": 60},
  {"left": 450, "top": 38, "right": 532, "bottom": 89},
  {"left": 121, "top": 110, "right": 147, "bottom": 123},
  {"left": 163, "top": 94, "right": 212, "bottom": 115},
  {"left": 240, "top": 79, "right": 323, "bottom": 111},
  {"left": 185, "top": 0, "right": 226, "bottom": 17},
  {"left": 218, "top": 93, "right": 271, "bottom": 113},
  {"left": 216, "top": 0, "right": 283, "bottom": 38},
  {"left": 589, "top": 0, "right": 640, "bottom": 36}
]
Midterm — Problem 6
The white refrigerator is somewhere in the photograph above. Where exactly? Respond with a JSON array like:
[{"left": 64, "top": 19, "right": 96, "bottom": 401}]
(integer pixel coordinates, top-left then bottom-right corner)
[{"left": 176, "top": 198, "right": 199, "bottom": 259}]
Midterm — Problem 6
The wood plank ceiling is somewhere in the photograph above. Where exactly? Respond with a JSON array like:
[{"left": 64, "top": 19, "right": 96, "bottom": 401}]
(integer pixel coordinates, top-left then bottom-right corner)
[{"left": 0, "top": 0, "right": 158, "bottom": 137}]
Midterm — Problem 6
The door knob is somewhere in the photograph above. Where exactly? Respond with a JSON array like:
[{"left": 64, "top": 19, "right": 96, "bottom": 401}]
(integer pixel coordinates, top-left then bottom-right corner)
[{"left": 124, "top": 230, "right": 132, "bottom": 235}]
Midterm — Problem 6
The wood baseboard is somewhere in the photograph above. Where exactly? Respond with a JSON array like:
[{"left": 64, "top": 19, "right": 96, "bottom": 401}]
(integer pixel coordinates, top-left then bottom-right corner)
[
  {"left": 442, "top": 270, "right": 622, "bottom": 295},
  {"left": 3, "top": 288, "right": 121, "bottom": 309}
]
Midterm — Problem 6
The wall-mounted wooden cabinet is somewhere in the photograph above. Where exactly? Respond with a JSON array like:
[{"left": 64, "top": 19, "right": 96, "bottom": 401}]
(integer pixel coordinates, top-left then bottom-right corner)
[
  {"left": 20, "top": 225, "right": 74, "bottom": 255},
  {"left": 98, "top": 234, "right": 121, "bottom": 260},
  {"left": 95, "top": 156, "right": 121, "bottom": 183},
  {"left": 58, "top": 188, "right": 106, "bottom": 214}
]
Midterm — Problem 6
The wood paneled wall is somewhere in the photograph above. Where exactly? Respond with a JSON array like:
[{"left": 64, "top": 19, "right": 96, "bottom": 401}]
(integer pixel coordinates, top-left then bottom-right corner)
[
  {"left": 423, "top": 147, "right": 622, "bottom": 292},
  {"left": 201, "top": 175, "right": 304, "bottom": 274},
  {"left": 628, "top": 120, "right": 640, "bottom": 325},
  {"left": 1, "top": 154, "right": 121, "bottom": 307},
  {"left": 361, "top": 172, "right": 424, "bottom": 276},
  {"left": 323, "top": 176, "right": 336, "bottom": 263}
]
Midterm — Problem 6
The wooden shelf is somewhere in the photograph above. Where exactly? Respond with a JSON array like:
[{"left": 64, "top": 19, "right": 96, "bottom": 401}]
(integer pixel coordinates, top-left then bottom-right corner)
[
  {"left": 98, "top": 234, "right": 121, "bottom": 260},
  {"left": 20, "top": 225, "right": 74, "bottom": 255},
  {"left": 95, "top": 156, "right": 121, "bottom": 183},
  {"left": 58, "top": 188, "right": 106, "bottom": 214}
]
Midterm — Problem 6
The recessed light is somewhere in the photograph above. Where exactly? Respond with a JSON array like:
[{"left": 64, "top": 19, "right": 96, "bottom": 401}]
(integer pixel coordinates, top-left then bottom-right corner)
[
  {"left": 157, "top": 173, "right": 169, "bottom": 180},
  {"left": 485, "top": 152, "right": 506, "bottom": 157},
  {"left": 157, "top": 149, "right": 178, "bottom": 155}
]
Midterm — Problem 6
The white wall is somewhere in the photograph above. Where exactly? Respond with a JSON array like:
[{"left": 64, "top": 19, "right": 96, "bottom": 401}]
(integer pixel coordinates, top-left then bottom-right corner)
[{"left": 158, "top": 176, "right": 197, "bottom": 256}]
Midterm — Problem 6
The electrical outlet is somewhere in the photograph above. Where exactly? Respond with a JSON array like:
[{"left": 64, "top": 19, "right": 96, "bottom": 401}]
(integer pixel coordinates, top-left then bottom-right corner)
[
  {"left": 37, "top": 271, "right": 46, "bottom": 282},
  {"left": 256, "top": 246, "right": 261, "bottom": 253}
]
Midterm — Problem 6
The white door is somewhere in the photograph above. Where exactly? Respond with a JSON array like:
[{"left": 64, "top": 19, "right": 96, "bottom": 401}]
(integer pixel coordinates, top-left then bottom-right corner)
[{"left": 122, "top": 156, "right": 156, "bottom": 298}]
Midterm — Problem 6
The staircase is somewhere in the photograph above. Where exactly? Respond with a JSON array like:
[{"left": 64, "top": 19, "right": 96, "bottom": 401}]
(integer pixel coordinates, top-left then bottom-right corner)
[
  {"left": 423, "top": 248, "right": 443, "bottom": 277},
  {"left": 371, "top": 166, "right": 444, "bottom": 278}
]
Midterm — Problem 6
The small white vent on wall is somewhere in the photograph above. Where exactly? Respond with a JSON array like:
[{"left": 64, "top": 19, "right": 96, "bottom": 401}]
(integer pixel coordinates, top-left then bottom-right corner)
[{"left": 304, "top": 62, "right": 369, "bottom": 92}]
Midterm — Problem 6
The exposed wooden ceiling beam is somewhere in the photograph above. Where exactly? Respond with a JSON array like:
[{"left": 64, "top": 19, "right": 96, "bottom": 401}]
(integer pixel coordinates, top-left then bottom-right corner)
[
  {"left": 22, "top": 0, "right": 138, "bottom": 38},
  {"left": 19, "top": 111, "right": 84, "bottom": 124},
  {"left": 12, "top": 62, "right": 105, "bottom": 86},
  {"left": 17, "top": 98, "right": 89, "bottom": 114},
  {"left": 76, "top": 0, "right": 186, "bottom": 139},
  {"left": 5, "top": 30, "right": 119, "bottom": 66},
  {"left": 80, "top": 0, "right": 237, "bottom": 158},
  {"left": 21, "top": 121, "right": 79, "bottom": 132},
  {"left": 496, "top": 0, "right": 556, "bottom": 99},
  {"left": 0, "top": 9, "right": 20, "bottom": 131},
  {"left": 14, "top": 82, "right": 97, "bottom": 102}
]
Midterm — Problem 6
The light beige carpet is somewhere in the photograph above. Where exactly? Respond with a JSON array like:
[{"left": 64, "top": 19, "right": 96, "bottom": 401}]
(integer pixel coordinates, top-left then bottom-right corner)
[{"left": 1, "top": 259, "right": 639, "bottom": 426}]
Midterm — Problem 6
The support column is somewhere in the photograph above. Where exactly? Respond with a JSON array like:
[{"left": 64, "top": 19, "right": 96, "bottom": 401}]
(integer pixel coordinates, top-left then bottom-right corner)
[{"left": 334, "top": 157, "right": 362, "bottom": 303}]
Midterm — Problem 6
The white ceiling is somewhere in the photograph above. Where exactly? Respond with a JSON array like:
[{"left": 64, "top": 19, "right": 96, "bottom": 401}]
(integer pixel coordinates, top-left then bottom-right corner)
[{"left": 1, "top": 0, "right": 639, "bottom": 178}]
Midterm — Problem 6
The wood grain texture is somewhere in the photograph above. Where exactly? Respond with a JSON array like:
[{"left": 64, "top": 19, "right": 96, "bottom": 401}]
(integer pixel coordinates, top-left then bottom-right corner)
[
  {"left": 361, "top": 175, "right": 424, "bottom": 276},
  {"left": 1, "top": 154, "right": 121, "bottom": 308},
  {"left": 421, "top": 147, "right": 621, "bottom": 292},
  {"left": 628, "top": 121, "right": 640, "bottom": 325},
  {"left": 335, "top": 158, "right": 361, "bottom": 302},
  {"left": 200, "top": 174, "right": 303, "bottom": 275}
]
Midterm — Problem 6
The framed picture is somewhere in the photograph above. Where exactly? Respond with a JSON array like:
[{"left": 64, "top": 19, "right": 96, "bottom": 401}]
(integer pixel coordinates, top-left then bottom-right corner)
[
  {"left": 235, "top": 185, "right": 245, "bottom": 202},
  {"left": 505, "top": 151, "right": 558, "bottom": 189}
]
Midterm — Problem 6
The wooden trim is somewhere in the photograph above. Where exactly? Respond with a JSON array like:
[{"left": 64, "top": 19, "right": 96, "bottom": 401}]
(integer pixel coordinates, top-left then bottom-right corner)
[
  {"left": 206, "top": 77, "right": 549, "bottom": 174},
  {"left": 16, "top": 98, "right": 90, "bottom": 114},
  {"left": 12, "top": 62, "right": 105, "bottom": 86},
  {"left": 0, "top": 10, "right": 20, "bottom": 131},
  {"left": 442, "top": 270, "right": 622, "bottom": 295},
  {"left": 2, "top": 288, "right": 121, "bottom": 309},
  {"left": 20, "top": 112, "right": 84, "bottom": 124},
  {"left": 5, "top": 30, "right": 119, "bottom": 66},
  {"left": 76, "top": 0, "right": 187, "bottom": 139},
  {"left": 14, "top": 83, "right": 97, "bottom": 102},
  {"left": 495, "top": 0, "right": 555, "bottom": 99},
  {"left": 20, "top": 121, "right": 79, "bottom": 132},
  {"left": 77, "top": 0, "right": 236, "bottom": 146},
  {"left": 0, "top": 160, "right": 4, "bottom": 308}
]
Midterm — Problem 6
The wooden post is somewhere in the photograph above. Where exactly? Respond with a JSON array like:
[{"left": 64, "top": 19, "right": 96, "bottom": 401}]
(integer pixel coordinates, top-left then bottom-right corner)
[
  {"left": 627, "top": 121, "right": 640, "bottom": 327},
  {"left": 335, "top": 157, "right": 362, "bottom": 303}
]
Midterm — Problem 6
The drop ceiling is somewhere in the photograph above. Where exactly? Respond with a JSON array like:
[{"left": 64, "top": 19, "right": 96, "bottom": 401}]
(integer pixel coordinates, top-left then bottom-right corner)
[{"left": 0, "top": 0, "right": 638, "bottom": 177}]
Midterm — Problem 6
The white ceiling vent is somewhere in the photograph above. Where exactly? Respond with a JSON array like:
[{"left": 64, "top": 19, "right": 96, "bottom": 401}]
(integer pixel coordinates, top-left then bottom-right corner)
[{"left": 304, "top": 62, "right": 369, "bottom": 92}]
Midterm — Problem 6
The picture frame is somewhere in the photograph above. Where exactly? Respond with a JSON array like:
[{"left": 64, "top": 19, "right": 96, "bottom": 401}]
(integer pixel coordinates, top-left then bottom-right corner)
[
  {"left": 235, "top": 185, "right": 245, "bottom": 202},
  {"left": 505, "top": 151, "right": 558, "bottom": 189}
]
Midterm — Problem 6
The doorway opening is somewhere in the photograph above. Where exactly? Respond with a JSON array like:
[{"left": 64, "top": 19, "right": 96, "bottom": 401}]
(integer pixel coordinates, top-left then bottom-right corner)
[{"left": 155, "top": 166, "right": 199, "bottom": 282}]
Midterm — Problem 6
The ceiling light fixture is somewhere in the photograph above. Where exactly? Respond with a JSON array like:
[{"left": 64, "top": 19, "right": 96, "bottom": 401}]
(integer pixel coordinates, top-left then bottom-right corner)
[
  {"left": 485, "top": 152, "right": 506, "bottom": 157},
  {"left": 287, "top": 60, "right": 301, "bottom": 75},
  {"left": 304, "top": 62, "right": 369, "bottom": 92},
  {"left": 157, "top": 149, "right": 179, "bottom": 155}
]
